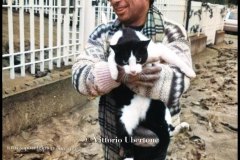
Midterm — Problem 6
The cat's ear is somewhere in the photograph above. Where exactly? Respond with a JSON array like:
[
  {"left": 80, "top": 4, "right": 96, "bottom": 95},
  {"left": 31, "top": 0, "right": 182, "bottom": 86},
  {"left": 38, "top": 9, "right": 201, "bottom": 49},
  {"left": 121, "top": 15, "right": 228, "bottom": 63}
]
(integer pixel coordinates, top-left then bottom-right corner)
[
  {"left": 109, "top": 44, "right": 119, "bottom": 52},
  {"left": 139, "top": 40, "right": 151, "bottom": 48}
]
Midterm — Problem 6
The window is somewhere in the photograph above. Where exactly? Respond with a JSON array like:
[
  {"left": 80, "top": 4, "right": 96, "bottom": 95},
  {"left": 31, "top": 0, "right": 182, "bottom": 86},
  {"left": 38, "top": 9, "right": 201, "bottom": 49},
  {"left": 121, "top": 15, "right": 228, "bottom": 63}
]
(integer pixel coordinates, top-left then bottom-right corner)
[{"left": 228, "top": 12, "right": 237, "bottom": 20}]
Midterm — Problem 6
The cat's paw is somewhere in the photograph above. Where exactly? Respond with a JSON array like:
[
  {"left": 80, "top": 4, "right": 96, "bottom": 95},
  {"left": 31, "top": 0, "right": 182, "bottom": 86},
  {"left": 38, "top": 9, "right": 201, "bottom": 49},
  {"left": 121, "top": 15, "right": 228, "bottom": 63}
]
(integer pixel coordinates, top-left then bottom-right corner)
[
  {"left": 108, "top": 50, "right": 119, "bottom": 80},
  {"left": 179, "top": 122, "right": 190, "bottom": 130},
  {"left": 186, "top": 70, "right": 196, "bottom": 78},
  {"left": 110, "top": 67, "right": 118, "bottom": 80},
  {"left": 170, "top": 122, "right": 190, "bottom": 136},
  {"left": 182, "top": 68, "right": 196, "bottom": 78}
]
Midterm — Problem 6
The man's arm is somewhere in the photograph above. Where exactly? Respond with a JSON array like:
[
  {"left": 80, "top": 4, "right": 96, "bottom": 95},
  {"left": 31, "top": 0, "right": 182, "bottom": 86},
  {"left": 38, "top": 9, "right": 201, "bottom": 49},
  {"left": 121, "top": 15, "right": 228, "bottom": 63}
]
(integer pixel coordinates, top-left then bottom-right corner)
[{"left": 72, "top": 24, "right": 120, "bottom": 97}]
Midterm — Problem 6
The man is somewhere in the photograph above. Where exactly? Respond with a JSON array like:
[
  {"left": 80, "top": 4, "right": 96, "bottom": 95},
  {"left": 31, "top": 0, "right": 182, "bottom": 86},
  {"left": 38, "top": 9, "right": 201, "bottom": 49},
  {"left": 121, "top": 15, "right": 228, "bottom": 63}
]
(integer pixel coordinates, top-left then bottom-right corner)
[{"left": 72, "top": 0, "right": 193, "bottom": 159}]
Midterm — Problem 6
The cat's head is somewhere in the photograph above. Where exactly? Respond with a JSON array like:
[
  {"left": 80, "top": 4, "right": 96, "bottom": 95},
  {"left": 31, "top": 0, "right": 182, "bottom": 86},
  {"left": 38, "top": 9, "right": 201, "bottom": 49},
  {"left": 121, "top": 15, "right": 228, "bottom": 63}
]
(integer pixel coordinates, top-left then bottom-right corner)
[{"left": 110, "top": 28, "right": 151, "bottom": 75}]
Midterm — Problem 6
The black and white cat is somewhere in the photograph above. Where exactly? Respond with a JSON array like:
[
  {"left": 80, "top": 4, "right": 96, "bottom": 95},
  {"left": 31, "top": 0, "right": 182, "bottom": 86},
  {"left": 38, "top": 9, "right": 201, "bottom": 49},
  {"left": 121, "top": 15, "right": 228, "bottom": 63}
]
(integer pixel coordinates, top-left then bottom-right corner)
[
  {"left": 108, "top": 28, "right": 190, "bottom": 160},
  {"left": 108, "top": 28, "right": 196, "bottom": 80}
]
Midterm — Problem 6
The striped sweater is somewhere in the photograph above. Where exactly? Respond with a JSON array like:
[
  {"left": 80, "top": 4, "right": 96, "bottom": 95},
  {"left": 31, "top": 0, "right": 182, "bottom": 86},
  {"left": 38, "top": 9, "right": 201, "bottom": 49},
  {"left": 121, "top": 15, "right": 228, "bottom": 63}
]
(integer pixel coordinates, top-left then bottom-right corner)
[
  {"left": 72, "top": 5, "right": 193, "bottom": 160},
  {"left": 72, "top": 6, "right": 192, "bottom": 117}
]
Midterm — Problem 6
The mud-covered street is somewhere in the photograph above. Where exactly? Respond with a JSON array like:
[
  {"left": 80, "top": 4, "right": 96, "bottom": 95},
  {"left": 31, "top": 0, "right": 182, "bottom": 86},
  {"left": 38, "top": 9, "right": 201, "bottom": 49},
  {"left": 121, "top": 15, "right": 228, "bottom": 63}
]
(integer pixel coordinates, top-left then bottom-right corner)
[{"left": 3, "top": 34, "right": 237, "bottom": 160}]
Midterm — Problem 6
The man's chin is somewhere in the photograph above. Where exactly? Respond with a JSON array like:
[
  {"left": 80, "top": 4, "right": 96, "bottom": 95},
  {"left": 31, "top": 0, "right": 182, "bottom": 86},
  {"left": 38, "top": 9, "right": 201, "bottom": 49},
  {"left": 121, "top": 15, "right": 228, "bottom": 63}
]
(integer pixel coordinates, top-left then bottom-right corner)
[{"left": 117, "top": 15, "right": 128, "bottom": 22}]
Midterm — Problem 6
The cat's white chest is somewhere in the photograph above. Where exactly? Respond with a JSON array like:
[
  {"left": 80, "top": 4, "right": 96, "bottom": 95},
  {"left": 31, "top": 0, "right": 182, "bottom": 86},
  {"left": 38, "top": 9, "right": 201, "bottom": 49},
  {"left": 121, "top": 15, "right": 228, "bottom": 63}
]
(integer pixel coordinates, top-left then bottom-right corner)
[{"left": 120, "top": 95, "right": 151, "bottom": 135}]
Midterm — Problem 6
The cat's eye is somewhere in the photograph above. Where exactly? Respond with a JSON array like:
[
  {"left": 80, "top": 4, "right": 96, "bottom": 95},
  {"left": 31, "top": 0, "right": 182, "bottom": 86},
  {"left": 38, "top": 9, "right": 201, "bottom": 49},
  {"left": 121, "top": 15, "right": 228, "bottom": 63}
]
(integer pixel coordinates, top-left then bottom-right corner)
[
  {"left": 123, "top": 60, "right": 128, "bottom": 65},
  {"left": 137, "top": 58, "right": 142, "bottom": 63}
]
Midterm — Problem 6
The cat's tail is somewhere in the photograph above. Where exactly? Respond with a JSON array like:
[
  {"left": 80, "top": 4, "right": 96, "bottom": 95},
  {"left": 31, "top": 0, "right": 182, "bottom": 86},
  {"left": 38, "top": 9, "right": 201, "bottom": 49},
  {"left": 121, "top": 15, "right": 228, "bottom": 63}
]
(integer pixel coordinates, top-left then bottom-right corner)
[{"left": 167, "top": 56, "right": 196, "bottom": 78}]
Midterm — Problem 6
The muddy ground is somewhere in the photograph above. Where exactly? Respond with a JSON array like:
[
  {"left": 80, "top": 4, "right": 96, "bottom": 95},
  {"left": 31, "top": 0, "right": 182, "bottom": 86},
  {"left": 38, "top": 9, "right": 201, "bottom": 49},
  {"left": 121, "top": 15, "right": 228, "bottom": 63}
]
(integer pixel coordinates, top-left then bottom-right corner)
[{"left": 2, "top": 34, "right": 238, "bottom": 160}]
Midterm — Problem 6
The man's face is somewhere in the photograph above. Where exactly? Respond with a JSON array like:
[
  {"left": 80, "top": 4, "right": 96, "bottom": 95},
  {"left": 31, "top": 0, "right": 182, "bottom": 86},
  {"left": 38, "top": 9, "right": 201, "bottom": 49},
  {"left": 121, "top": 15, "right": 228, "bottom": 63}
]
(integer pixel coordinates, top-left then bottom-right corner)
[{"left": 109, "top": 0, "right": 150, "bottom": 26}]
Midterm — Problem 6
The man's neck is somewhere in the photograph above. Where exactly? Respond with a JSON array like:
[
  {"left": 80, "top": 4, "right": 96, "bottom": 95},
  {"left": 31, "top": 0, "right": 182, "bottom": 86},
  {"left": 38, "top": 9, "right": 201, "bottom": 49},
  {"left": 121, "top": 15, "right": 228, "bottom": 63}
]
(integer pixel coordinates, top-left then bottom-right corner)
[
  {"left": 128, "top": 25, "right": 144, "bottom": 31},
  {"left": 122, "top": 16, "right": 146, "bottom": 29}
]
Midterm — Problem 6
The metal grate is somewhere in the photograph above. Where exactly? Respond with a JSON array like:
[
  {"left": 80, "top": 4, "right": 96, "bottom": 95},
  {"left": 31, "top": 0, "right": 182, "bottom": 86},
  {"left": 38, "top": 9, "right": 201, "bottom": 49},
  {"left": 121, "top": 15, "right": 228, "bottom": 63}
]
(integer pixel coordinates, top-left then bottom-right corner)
[{"left": 2, "top": 0, "right": 84, "bottom": 79}]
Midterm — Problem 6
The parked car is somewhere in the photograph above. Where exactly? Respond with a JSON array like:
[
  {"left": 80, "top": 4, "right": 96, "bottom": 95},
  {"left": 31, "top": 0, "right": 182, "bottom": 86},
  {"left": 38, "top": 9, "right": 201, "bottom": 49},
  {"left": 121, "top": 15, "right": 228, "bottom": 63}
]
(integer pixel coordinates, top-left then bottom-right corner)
[{"left": 224, "top": 10, "right": 238, "bottom": 33}]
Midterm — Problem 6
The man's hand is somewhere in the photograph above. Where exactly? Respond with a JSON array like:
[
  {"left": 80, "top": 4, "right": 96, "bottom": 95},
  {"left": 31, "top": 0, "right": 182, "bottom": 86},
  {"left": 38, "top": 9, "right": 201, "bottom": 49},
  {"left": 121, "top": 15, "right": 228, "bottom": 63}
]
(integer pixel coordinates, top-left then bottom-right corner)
[{"left": 116, "top": 57, "right": 162, "bottom": 87}]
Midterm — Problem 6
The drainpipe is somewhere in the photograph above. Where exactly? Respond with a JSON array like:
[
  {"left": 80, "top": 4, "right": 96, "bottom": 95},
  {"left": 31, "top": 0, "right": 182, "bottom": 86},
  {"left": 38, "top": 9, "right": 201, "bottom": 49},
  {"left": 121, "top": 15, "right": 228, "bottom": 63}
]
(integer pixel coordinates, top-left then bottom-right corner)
[{"left": 185, "top": 0, "right": 192, "bottom": 32}]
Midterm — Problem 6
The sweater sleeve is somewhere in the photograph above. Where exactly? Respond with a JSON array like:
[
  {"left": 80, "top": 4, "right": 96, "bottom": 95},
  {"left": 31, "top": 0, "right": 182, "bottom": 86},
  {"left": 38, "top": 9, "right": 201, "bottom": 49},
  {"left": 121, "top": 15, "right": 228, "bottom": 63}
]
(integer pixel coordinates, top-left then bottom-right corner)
[
  {"left": 72, "top": 24, "right": 120, "bottom": 97},
  {"left": 127, "top": 20, "right": 193, "bottom": 113}
]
